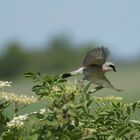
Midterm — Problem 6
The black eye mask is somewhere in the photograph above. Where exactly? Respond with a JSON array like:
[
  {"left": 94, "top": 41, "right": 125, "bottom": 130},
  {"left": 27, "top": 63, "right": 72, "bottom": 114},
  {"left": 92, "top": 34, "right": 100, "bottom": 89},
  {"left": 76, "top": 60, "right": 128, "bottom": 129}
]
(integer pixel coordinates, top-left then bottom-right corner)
[{"left": 109, "top": 65, "right": 116, "bottom": 72}]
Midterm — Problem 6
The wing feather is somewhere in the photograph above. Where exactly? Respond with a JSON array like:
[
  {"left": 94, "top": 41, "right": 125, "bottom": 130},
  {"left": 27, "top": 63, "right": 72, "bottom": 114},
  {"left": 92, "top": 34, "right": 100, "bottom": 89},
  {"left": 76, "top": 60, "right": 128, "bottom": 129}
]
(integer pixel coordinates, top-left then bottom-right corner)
[
  {"left": 82, "top": 47, "right": 110, "bottom": 66},
  {"left": 90, "top": 75, "right": 114, "bottom": 88},
  {"left": 83, "top": 66, "right": 113, "bottom": 88}
]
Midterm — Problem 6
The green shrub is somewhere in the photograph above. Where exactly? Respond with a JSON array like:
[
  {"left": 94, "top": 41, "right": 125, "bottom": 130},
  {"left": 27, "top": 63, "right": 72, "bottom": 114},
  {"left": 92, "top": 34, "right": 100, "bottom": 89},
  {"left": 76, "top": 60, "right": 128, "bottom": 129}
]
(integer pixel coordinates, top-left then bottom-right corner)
[{"left": 0, "top": 73, "right": 140, "bottom": 140}]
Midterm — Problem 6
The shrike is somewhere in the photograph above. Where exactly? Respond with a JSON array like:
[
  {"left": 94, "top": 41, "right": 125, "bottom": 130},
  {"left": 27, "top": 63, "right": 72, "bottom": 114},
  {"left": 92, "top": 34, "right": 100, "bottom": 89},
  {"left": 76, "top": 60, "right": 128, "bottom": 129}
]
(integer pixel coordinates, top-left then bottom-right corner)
[{"left": 62, "top": 47, "right": 121, "bottom": 92}]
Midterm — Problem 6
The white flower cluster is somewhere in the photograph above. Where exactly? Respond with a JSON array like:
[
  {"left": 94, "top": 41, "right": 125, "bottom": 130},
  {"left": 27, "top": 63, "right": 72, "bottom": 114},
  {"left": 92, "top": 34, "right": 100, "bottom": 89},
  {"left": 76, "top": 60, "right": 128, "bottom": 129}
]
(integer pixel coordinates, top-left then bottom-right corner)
[
  {"left": 65, "top": 82, "right": 77, "bottom": 93},
  {"left": 0, "top": 81, "right": 12, "bottom": 89},
  {"left": 71, "top": 120, "right": 84, "bottom": 127},
  {"left": 7, "top": 114, "right": 28, "bottom": 129},
  {"left": 32, "top": 108, "right": 46, "bottom": 114},
  {"left": 7, "top": 108, "right": 46, "bottom": 129},
  {"left": 130, "top": 120, "right": 140, "bottom": 125},
  {"left": 51, "top": 85, "right": 61, "bottom": 92},
  {"left": 93, "top": 95, "right": 123, "bottom": 102},
  {"left": 39, "top": 108, "right": 46, "bottom": 114},
  {"left": 0, "top": 92, "right": 37, "bottom": 105}
]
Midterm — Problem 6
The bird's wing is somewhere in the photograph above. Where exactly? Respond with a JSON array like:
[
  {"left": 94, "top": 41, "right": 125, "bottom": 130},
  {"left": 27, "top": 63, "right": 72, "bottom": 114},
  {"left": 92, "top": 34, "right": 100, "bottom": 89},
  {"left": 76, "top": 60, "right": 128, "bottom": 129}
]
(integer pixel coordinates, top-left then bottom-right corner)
[
  {"left": 90, "top": 74, "right": 113, "bottom": 88},
  {"left": 90, "top": 74, "right": 121, "bottom": 92},
  {"left": 82, "top": 47, "right": 110, "bottom": 67}
]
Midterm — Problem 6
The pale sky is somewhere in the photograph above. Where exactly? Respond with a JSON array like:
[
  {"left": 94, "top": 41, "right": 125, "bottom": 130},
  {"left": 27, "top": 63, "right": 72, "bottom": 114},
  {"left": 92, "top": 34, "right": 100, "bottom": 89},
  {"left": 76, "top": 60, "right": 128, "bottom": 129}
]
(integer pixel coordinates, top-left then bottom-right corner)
[{"left": 0, "top": 0, "right": 140, "bottom": 58}]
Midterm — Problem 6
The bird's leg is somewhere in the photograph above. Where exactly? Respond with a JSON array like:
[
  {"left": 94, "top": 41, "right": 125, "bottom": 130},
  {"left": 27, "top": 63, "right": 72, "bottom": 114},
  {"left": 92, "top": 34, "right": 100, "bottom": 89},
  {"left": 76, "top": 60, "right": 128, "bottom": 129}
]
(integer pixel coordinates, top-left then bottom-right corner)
[{"left": 88, "top": 86, "right": 104, "bottom": 94}]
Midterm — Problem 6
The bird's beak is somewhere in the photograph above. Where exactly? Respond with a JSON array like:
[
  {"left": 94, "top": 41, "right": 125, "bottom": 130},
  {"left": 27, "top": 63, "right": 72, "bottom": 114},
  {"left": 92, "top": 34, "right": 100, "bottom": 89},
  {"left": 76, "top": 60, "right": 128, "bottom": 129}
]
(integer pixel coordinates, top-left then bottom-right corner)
[
  {"left": 113, "top": 67, "right": 116, "bottom": 72},
  {"left": 109, "top": 65, "right": 116, "bottom": 72}
]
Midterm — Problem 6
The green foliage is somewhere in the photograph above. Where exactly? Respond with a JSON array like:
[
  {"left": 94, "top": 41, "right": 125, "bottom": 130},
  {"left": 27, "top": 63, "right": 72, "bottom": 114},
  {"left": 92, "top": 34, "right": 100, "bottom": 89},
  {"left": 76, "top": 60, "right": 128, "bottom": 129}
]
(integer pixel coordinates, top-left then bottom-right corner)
[
  {"left": 0, "top": 101, "right": 10, "bottom": 135},
  {"left": 1, "top": 72, "right": 140, "bottom": 139}
]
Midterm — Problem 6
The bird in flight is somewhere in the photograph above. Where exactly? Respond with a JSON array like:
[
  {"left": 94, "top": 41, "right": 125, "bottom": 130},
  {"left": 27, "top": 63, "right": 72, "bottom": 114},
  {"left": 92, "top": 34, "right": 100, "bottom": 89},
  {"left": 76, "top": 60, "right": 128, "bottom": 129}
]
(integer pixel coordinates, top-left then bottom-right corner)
[{"left": 62, "top": 47, "right": 121, "bottom": 92}]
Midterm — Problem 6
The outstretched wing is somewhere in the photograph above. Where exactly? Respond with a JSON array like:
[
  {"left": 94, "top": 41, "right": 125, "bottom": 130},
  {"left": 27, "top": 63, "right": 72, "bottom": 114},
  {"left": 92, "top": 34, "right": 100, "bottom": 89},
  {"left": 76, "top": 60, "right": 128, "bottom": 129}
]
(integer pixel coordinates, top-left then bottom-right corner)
[
  {"left": 90, "top": 74, "right": 121, "bottom": 92},
  {"left": 83, "top": 67, "right": 113, "bottom": 88},
  {"left": 89, "top": 74, "right": 113, "bottom": 88},
  {"left": 82, "top": 47, "right": 110, "bottom": 67}
]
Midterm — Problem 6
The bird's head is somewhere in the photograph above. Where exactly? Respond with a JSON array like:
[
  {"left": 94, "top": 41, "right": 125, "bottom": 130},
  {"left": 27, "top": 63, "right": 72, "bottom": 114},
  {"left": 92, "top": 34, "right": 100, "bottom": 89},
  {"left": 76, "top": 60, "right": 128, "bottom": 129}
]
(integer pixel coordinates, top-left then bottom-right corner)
[{"left": 103, "top": 62, "right": 116, "bottom": 72}]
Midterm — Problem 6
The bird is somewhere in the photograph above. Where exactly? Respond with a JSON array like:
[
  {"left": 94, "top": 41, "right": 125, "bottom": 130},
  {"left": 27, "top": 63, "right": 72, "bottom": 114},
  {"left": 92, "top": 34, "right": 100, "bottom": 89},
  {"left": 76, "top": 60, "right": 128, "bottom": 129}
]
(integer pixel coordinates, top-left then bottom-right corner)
[{"left": 62, "top": 47, "right": 122, "bottom": 92}]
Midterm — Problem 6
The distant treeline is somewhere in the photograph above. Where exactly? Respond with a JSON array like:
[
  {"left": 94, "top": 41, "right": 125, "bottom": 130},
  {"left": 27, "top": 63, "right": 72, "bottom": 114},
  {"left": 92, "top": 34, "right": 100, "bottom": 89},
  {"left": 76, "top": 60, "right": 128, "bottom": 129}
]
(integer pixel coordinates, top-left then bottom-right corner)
[
  {"left": 0, "top": 36, "right": 139, "bottom": 80},
  {"left": 0, "top": 36, "right": 96, "bottom": 79}
]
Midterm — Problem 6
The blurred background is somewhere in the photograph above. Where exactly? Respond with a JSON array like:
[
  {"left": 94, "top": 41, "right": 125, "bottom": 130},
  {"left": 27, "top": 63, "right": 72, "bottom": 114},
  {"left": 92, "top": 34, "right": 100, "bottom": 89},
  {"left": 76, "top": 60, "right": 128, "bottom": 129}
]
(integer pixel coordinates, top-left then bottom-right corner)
[{"left": 0, "top": 0, "right": 140, "bottom": 104}]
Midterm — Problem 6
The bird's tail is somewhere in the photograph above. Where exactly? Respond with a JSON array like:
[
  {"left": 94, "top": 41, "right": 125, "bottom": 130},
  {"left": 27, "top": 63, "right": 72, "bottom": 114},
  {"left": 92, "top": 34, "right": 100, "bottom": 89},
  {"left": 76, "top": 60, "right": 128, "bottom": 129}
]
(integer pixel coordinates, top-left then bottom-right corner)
[
  {"left": 62, "top": 67, "right": 84, "bottom": 78},
  {"left": 62, "top": 73, "right": 72, "bottom": 78}
]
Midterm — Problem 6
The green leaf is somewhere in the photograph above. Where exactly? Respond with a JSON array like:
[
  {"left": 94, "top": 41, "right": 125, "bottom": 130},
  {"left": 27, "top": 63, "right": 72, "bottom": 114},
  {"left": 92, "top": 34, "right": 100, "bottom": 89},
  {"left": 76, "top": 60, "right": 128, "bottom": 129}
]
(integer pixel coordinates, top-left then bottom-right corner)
[
  {"left": 32, "top": 85, "right": 43, "bottom": 92},
  {"left": 126, "top": 106, "right": 131, "bottom": 115},
  {"left": 116, "top": 126, "right": 131, "bottom": 137},
  {"left": 24, "top": 72, "right": 36, "bottom": 78},
  {"left": 107, "top": 135, "right": 115, "bottom": 140},
  {"left": 83, "top": 82, "right": 91, "bottom": 93},
  {"left": 132, "top": 102, "right": 137, "bottom": 111},
  {"left": 24, "top": 72, "right": 39, "bottom": 82}
]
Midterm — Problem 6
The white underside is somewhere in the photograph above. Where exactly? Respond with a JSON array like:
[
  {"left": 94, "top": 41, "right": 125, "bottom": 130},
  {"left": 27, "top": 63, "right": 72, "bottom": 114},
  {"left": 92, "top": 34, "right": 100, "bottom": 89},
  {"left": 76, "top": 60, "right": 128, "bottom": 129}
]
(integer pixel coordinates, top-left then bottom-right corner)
[{"left": 71, "top": 67, "right": 84, "bottom": 75}]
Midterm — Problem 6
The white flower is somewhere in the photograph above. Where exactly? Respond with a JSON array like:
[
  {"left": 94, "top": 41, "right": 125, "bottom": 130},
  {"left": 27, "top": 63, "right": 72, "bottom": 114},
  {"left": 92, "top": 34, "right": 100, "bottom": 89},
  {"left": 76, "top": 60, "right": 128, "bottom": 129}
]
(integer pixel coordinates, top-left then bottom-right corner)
[
  {"left": 33, "top": 111, "right": 37, "bottom": 114},
  {"left": 47, "top": 109, "right": 51, "bottom": 112},
  {"left": 79, "top": 122, "right": 84, "bottom": 126},
  {"left": 71, "top": 120, "right": 75, "bottom": 126},
  {"left": 7, "top": 114, "right": 28, "bottom": 128},
  {"left": 40, "top": 109, "right": 46, "bottom": 114},
  {"left": 0, "top": 81, "right": 12, "bottom": 89},
  {"left": 93, "top": 96, "right": 123, "bottom": 102},
  {"left": 130, "top": 120, "right": 140, "bottom": 124},
  {"left": 0, "top": 92, "right": 37, "bottom": 105}
]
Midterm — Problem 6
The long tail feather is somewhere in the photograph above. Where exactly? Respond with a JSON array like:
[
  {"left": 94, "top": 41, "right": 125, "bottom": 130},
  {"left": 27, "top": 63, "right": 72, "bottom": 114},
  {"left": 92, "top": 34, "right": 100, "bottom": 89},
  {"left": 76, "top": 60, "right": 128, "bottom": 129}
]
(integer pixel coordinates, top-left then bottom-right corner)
[
  {"left": 62, "top": 73, "right": 72, "bottom": 78},
  {"left": 62, "top": 67, "right": 84, "bottom": 79}
]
